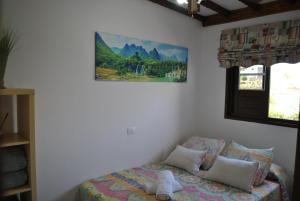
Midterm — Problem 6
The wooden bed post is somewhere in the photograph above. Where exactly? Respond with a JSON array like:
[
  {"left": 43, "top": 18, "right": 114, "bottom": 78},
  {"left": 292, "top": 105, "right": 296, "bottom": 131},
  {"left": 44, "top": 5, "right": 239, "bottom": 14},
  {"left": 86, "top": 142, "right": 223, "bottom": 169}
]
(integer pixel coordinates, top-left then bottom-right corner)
[{"left": 293, "top": 102, "right": 300, "bottom": 200}]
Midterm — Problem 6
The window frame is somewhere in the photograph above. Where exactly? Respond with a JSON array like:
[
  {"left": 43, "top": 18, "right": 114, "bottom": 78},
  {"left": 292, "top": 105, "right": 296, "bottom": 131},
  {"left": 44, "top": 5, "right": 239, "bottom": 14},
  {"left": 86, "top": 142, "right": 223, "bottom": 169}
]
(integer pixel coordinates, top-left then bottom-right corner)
[{"left": 225, "top": 66, "right": 298, "bottom": 128}]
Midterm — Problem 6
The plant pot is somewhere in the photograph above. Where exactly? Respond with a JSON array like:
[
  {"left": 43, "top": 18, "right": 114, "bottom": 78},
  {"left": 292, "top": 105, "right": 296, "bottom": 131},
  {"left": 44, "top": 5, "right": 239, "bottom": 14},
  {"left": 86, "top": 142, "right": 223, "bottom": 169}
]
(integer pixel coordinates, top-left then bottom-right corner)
[
  {"left": 0, "top": 29, "right": 16, "bottom": 89},
  {"left": 0, "top": 57, "right": 8, "bottom": 89},
  {"left": 0, "top": 68, "right": 7, "bottom": 89},
  {"left": 0, "top": 79, "right": 5, "bottom": 89}
]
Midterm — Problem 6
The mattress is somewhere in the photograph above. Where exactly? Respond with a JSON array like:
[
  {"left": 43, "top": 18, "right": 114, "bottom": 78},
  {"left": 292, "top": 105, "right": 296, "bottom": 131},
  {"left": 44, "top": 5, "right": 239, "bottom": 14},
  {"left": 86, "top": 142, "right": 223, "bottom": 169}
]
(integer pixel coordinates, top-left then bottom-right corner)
[{"left": 80, "top": 163, "right": 280, "bottom": 201}]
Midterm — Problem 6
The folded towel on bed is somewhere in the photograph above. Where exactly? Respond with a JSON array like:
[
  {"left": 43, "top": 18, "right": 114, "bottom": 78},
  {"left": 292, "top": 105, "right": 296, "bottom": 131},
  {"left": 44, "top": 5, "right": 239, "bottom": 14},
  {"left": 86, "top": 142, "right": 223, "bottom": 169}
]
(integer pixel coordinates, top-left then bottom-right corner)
[
  {"left": 155, "top": 170, "right": 182, "bottom": 201},
  {"left": 144, "top": 180, "right": 182, "bottom": 194}
]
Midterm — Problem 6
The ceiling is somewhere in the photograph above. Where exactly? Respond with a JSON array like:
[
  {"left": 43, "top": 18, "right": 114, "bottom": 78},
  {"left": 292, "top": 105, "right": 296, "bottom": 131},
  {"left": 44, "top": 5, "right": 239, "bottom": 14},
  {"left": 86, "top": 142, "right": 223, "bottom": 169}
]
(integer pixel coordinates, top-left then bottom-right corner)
[
  {"left": 167, "top": 0, "right": 276, "bottom": 16},
  {"left": 147, "top": 0, "right": 300, "bottom": 26}
]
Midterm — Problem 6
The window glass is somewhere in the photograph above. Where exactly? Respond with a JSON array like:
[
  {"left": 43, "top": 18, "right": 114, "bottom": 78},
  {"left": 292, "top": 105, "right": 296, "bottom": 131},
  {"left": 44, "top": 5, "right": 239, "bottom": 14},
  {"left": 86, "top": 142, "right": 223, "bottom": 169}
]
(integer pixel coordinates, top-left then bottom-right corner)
[
  {"left": 239, "top": 65, "right": 265, "bottom": 90},
  {"left": 239, "top": 75, "right": 264, "bottom": 90},
  {"left": 268, "top": 63, "right": 300, "bottom": 121},
  {"left": 240, "top": 65, "right": 264, "bottom": 74}
]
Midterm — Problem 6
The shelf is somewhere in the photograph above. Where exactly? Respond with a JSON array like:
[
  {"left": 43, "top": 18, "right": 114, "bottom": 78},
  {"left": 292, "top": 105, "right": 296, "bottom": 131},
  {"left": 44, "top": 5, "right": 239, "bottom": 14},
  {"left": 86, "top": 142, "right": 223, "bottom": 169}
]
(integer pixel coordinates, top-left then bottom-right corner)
[
  {"left": 0, "top": 87, "right": 36, "bottom": 200},
  {"left": 0, "top": 133, "right": 30, "bottom": 148},
  {"left": 1, "top": 185, "right": 31, "bottom": 197},
  {"left": 0, "top": 88, "right": 34, "bottom": 95}
]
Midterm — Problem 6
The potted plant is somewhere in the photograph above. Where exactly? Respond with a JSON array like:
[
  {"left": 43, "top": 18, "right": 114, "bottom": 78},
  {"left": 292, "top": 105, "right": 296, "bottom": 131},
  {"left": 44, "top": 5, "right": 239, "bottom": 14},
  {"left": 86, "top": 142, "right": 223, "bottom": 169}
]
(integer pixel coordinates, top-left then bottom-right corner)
[{"left": 0, "top": 29, "right": 16, "bottom": 88}]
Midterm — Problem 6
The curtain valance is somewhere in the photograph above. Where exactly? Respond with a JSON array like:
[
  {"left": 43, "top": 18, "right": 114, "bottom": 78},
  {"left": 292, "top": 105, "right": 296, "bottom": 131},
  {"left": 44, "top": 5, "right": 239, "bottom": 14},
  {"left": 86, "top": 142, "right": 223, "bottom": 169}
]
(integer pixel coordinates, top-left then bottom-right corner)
[{"left": 218, "top": 19, "right": 300, "bottom": 68}]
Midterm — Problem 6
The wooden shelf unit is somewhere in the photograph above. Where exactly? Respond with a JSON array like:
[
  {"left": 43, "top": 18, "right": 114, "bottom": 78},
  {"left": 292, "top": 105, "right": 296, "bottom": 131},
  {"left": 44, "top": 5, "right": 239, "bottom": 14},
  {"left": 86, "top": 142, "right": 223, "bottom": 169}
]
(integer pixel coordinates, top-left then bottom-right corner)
[
  {"left": 0, "top": 133, "right": 29, "bottom": 148},
  {"left": 2, "top": 185, "right": 31, "bottom": 197},
  {"left": 0, "top": 88, "right": 34, "bottom": 96},
  {"left": 0, "top": 88, "right": 36, "bottom": 201}
]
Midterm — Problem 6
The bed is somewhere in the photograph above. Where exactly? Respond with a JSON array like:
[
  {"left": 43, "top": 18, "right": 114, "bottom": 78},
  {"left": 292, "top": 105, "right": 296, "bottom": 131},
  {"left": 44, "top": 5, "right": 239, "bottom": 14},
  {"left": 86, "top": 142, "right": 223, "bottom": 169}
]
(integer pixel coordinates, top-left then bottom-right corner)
[{"left": 79, "top": 163, "right": 282, "bottom": 201}]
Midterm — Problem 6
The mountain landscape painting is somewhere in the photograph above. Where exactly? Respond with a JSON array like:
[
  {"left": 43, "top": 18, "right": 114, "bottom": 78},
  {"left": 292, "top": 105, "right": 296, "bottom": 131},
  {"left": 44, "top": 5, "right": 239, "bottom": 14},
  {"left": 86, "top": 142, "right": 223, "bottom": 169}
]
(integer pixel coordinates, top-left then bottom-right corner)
[{"left": 95, "top": 32, "right": 188, "bottom": 82}]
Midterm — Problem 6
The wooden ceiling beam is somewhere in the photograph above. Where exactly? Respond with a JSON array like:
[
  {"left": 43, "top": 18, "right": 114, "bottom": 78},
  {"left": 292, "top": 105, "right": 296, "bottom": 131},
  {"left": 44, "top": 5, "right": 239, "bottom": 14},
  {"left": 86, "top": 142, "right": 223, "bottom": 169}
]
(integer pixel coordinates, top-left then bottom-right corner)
[
  {"left": 238, "top": 0, "right": 261, "bottom": 10},
  {"left": 279, "top": 0, "right": 298, "bottom": 4},
  {"left": 203, "top": 0, "right": 300, "bottom": 26},
  {"left": 201, "top": 0, "right": 231, "bottom": 16},
  {"left": 146, "top": 0, "right": 206, "bottom": 22}
]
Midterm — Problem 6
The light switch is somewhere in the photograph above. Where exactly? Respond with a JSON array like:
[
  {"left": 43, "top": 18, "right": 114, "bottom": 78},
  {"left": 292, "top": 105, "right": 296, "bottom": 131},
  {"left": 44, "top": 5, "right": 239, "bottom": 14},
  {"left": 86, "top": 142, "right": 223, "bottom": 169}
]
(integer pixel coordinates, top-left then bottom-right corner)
[{"left": 127, "top": 127, "right": 136, "bottom": 136}]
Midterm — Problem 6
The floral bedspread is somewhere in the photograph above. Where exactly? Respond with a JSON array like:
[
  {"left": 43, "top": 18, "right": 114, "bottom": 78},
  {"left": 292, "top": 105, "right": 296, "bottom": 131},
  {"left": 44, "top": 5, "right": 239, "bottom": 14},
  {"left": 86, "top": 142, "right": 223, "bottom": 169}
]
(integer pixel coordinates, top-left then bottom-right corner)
[
  {"left": 266, "top": 163, "right": 290, "bottom": 201},
  {"left": 80, "top": 163, "right": 281, "bottom": 201}
]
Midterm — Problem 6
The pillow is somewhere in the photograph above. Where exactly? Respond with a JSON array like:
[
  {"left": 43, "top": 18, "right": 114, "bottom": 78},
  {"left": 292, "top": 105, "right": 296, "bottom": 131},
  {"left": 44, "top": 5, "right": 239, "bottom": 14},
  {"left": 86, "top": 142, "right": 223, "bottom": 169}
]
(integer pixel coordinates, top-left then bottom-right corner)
[
  {"left": 182, "top": 136, "right": 226, "bottom": 170},
  {"left": 266, "top": 163, "right": 288, "bottom": 183},
  {"left": 164, "top": 145, "right": 206, "bottom": 174},
  {"left": 204, "top": 156, "right": 258, "bottom": 192},
  {"left": 222, "top": 141, "right": 274, "bottom": 186}
]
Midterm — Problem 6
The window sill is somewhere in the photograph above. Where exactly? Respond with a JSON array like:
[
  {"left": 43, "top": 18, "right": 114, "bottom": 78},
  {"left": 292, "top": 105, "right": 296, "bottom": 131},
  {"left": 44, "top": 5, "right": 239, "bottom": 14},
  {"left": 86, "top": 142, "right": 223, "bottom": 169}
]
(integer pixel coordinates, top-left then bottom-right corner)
[{"left": 225, "top": 115, "right": 298, "bottom": 128}]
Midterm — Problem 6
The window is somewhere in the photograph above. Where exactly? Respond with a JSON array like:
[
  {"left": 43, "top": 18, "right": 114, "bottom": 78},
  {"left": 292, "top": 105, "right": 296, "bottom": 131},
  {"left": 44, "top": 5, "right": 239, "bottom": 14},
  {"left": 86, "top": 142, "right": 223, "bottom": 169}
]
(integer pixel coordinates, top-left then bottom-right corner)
[
  {"left": 239, "top": 65, "right": 265, "bottom": 90},
  {"left": 269, "top": 63, "right": 300, "bottom": 121},
  {"left": 225, "top": 63, "right": 300, "bottom": 127}
]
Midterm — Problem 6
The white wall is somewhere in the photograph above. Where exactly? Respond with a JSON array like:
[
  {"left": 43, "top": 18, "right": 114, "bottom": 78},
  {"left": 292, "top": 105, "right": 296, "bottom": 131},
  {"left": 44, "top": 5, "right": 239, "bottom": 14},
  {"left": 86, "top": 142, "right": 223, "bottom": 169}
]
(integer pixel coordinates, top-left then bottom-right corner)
[
  {"left": 195, "top": 11, "right": 300, "bottom": 189},
  {"left": 2, "top": 0, "right": 201, "bottom": 200},
  {"left": 2, "top": 0, "right": 300, "bottom": 200}
]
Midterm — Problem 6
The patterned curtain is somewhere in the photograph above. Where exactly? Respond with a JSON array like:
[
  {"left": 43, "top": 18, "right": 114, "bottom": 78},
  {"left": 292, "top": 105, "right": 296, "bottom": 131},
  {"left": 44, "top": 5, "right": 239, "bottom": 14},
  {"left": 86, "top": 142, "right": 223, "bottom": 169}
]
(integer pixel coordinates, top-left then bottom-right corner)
[{"left": 218, "top": 19, "right": 300, "bottom": 68}]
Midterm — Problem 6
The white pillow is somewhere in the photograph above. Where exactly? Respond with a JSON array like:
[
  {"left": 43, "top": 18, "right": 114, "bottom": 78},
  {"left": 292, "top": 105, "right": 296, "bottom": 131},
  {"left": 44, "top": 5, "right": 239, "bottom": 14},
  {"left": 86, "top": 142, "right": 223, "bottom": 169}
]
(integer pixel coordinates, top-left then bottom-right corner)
[
  {"left": 204, "top": 156, "right": 258, "bottom": 192},
  {"left": 164, "top": 145, "right": 206, "bottom": 174}
]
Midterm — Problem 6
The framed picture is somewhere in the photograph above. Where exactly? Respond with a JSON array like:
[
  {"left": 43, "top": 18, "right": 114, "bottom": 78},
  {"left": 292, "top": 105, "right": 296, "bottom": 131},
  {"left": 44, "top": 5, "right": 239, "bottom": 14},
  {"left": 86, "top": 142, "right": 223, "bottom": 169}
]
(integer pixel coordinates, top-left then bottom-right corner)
[{"left": 95, "top": 32, "right": 188, "bottom": 82}]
